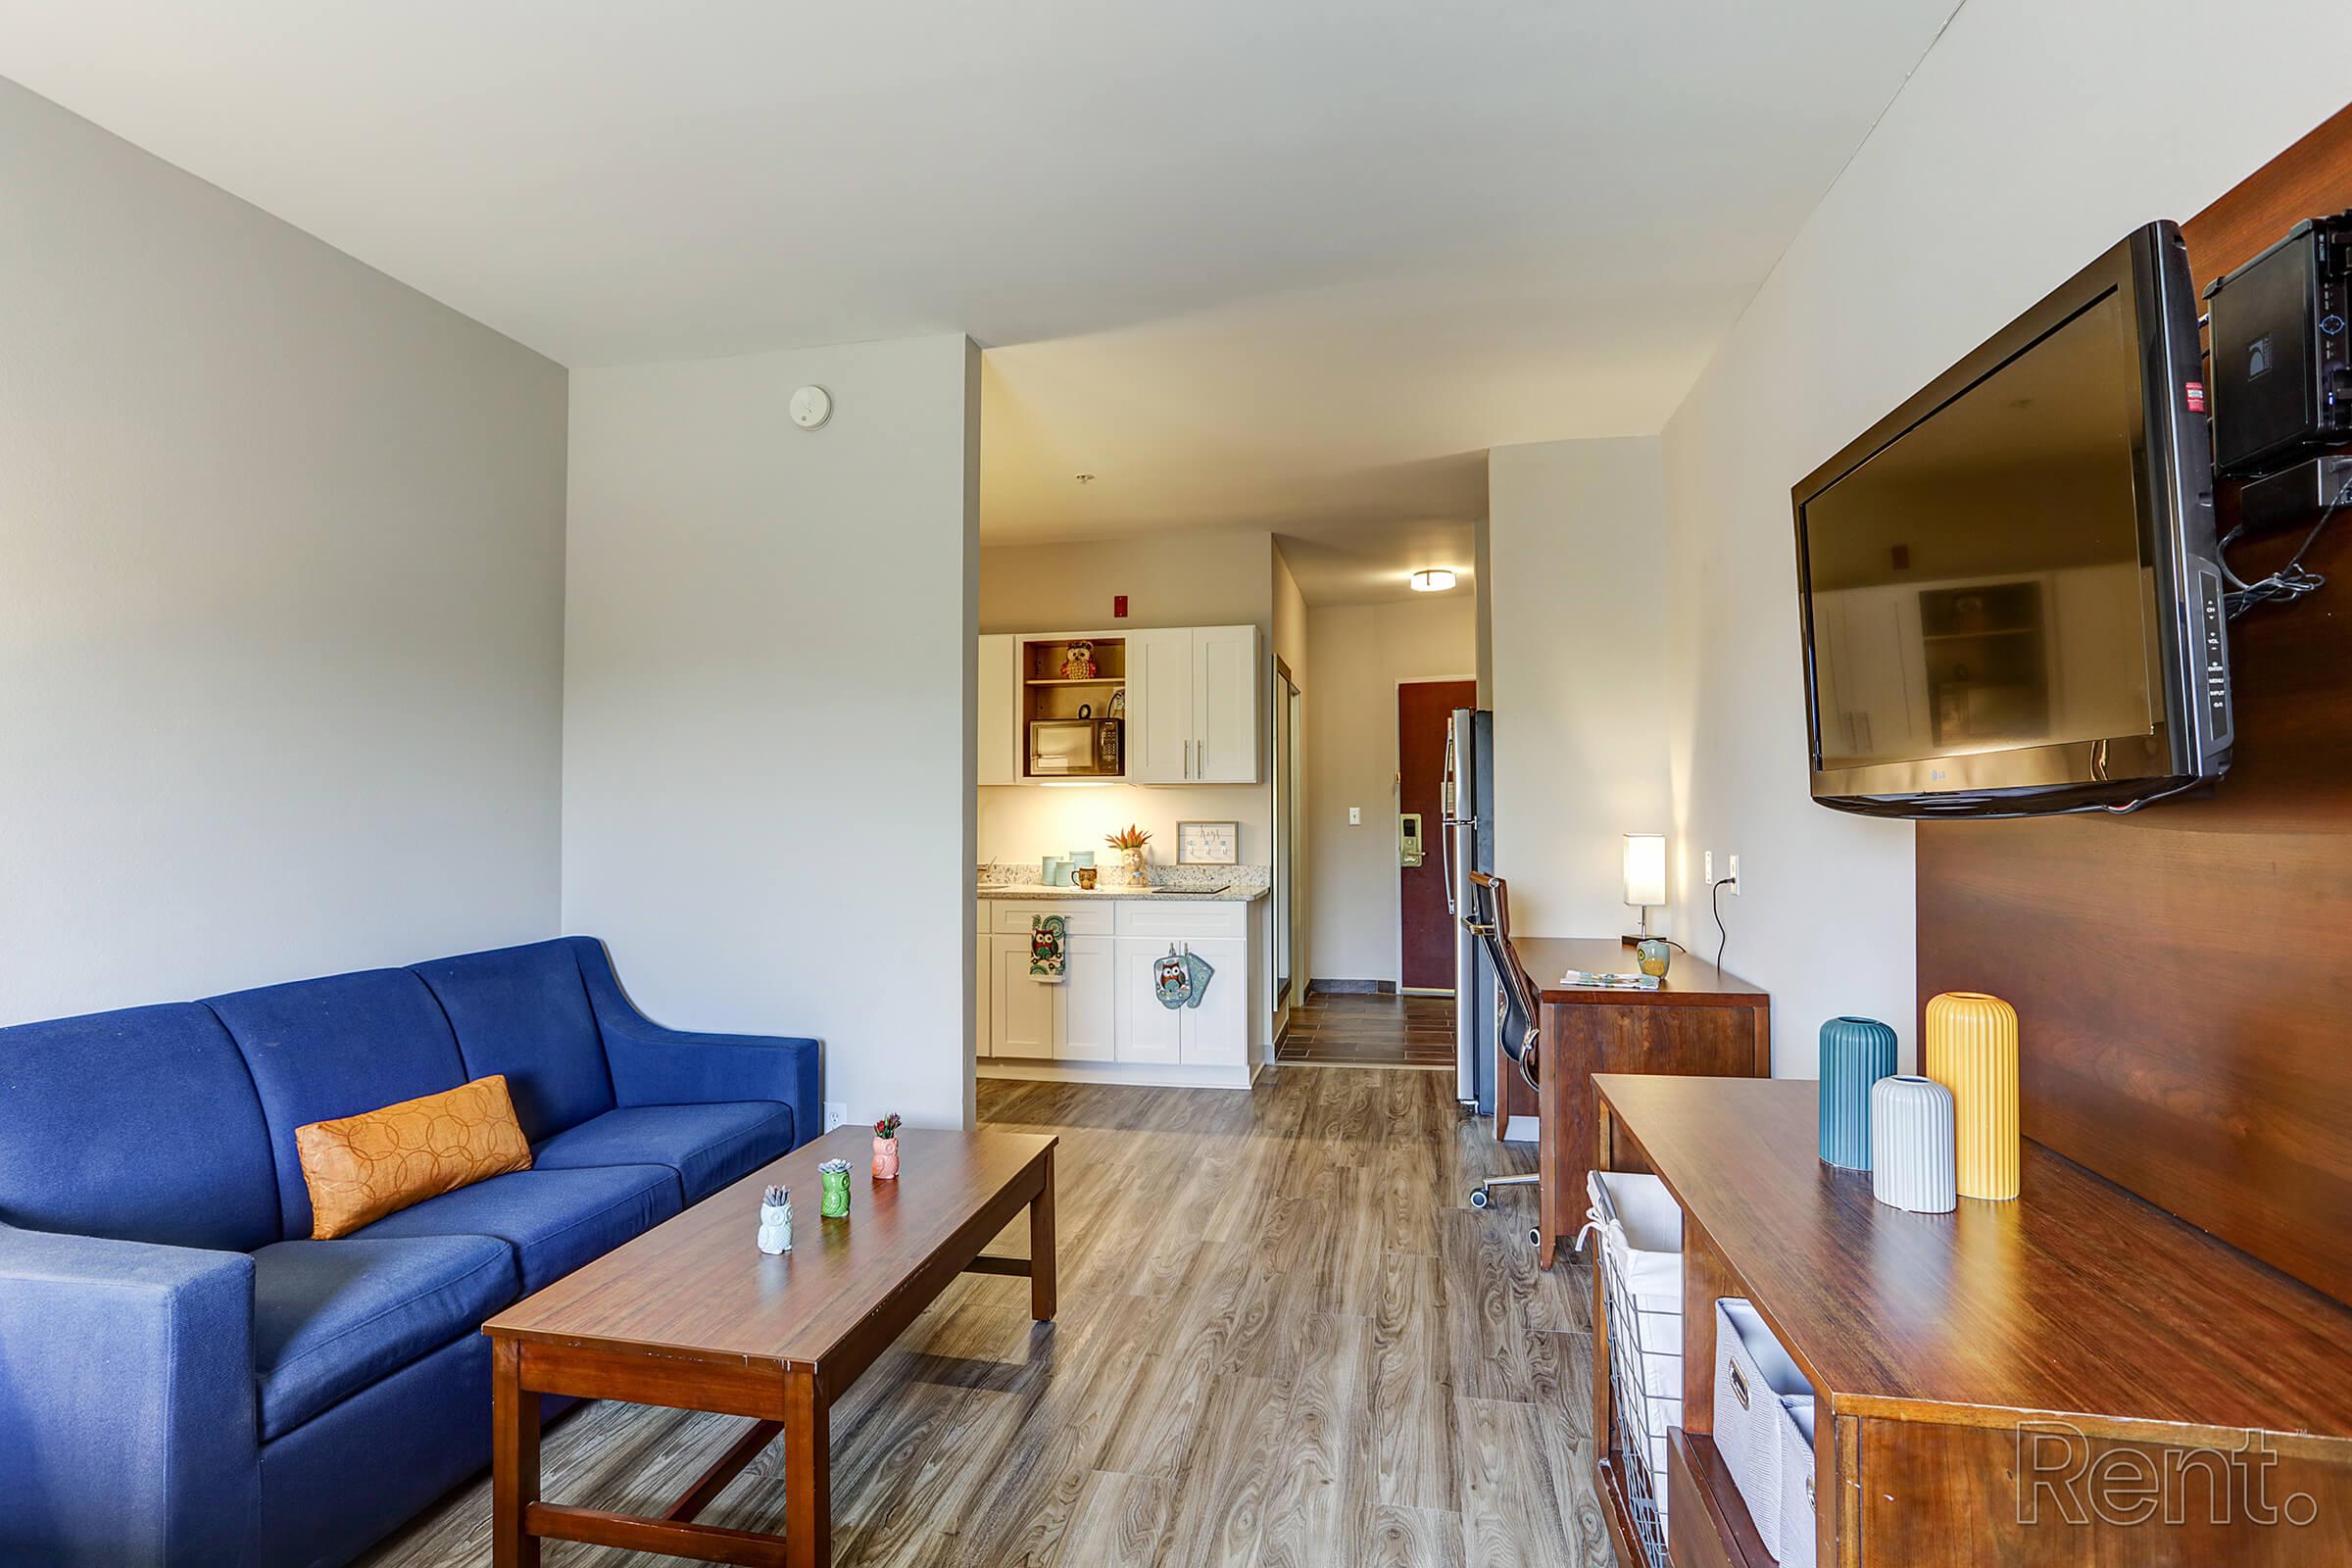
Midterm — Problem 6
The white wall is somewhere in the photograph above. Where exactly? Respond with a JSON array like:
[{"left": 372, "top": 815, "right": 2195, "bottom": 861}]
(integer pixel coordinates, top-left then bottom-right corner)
[
  {"left": 0, "top": 77, "right": 567, "bottom": 1023},
  {"left": 1488, "top": 437, "right": 1671, "bottom": 940},
  {"left": 564, "top": 333, "right": 979, "bottom": 1130},
  {"left": 1304, "top": 595, "right": 1477, "bottom": 983},
  {"left": 1658, "top": 0, "right": 2352, "bottom": 1074}
]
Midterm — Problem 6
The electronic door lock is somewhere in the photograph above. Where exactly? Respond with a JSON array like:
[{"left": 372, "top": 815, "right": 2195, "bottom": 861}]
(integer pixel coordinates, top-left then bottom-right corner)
[{"left": 1398, "top": 812, "right": 1425, "bottom": 867}]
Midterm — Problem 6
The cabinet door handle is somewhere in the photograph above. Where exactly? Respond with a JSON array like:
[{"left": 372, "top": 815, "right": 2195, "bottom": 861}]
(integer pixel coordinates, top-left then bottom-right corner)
[{"left": 1183, "top": 739, "right": 1191, "bottom": 778}]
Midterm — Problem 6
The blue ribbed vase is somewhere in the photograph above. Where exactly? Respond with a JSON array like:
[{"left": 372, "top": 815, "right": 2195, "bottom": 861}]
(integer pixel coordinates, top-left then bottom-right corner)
[
  {"left": 1870, "top": 1076, "right": 1957, "bottom": 1213},
  {"left": 1818, "top": 1015, "right": 1898, "bottom": 1170}
]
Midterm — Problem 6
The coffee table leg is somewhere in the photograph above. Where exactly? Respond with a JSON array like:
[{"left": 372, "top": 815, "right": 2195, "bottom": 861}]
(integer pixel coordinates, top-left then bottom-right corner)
[
  {"left": 1031, "top": 1146, "right": 1057, "bottom": 1321},
  {"left": 491, "top": 1338, "right": 541, "bottom": 1568},
  {"left": 784, "top": 1369, "right": 831, "bottom": 1568}
]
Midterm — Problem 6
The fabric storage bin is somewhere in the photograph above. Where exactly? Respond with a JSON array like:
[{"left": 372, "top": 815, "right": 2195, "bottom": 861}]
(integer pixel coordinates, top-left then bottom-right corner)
[
  {"left": 1712, "top": 1298, "right": 1816, "bottom": 1561},
  {"left": 1586, "top": 1169, "right": 1685, "bottom": 1560},
  {"left": 1780, "top": 1397, "right": 1818, "bottom": 1568}
]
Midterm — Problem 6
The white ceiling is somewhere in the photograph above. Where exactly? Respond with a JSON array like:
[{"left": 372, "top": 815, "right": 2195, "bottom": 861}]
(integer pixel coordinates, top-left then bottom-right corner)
[{"left": 0, "top": 1, "right": 1960, "bottom": 603}]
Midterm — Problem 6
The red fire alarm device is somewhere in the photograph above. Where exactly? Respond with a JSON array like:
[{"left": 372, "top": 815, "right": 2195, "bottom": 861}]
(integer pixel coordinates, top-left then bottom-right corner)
[{"left": 1113, "top": 595, "right": 1128, "bottom": 618}]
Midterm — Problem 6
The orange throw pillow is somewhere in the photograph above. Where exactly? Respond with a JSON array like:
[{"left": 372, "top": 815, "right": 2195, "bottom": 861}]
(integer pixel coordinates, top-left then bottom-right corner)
[{"left": 294, "top": 1074, "right": 533, "bottom": 1240}]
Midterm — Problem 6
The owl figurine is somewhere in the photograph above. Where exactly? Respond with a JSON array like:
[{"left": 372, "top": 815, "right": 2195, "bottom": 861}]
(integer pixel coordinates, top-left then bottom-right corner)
[{"left": 1060, "top": 640, "right": 1097, "bottom": 680}]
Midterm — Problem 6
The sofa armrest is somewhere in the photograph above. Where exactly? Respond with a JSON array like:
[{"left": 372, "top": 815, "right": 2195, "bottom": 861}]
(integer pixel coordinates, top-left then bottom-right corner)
[
  {"left": 0, "top": 1221, "right": 260, "bottom": 1566},
  {"left": 605, "top": 1022, "right": 822, "bottom": 1130},
  {"left": 571, "top": 938, "right": 821, "bottom": 1147}
]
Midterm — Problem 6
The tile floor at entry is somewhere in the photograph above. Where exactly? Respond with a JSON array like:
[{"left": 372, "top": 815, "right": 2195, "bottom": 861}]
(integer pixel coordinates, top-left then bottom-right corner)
[
  {"left": 359, "top": 1070, "right": 1606, "bottom": 1568},
  {"left": 1277, "top": 990, "right": 1458, "bottom": 1068}
]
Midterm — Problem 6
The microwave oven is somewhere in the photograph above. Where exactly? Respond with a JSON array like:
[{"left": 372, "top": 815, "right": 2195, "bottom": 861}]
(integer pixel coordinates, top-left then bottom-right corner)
[{"left": 1030, "top": 719, "right": 1122, "bottom": 777}]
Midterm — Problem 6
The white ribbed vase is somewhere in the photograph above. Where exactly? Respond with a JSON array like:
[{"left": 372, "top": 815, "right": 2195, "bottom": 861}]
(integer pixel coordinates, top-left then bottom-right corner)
[{"left": 1870, "top": 1076, "right": 1956, "bottom": 1213}]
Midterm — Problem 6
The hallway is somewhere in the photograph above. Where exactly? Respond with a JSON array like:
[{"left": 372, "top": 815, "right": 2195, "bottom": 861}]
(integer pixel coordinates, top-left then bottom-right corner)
[{"left": 1277, "top": 990, "right": 1457, "bottom": 1069}]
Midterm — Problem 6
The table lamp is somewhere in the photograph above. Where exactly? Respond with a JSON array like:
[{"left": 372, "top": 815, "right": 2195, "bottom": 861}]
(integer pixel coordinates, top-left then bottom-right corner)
[{"left": 1622, "top": 832, "right": 1666, "bottom": 944}]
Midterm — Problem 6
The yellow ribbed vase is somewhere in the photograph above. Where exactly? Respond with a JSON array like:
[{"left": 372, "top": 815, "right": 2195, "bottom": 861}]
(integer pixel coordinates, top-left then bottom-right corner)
[{"left": 1925, "top": 991, "right": 2019, "bottom": 1200}]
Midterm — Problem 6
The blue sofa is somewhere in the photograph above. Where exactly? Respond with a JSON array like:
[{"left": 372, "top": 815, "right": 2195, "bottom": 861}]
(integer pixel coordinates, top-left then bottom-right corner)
[{"left": 0, "top": 936, "right": 819, "bottom": 1567}]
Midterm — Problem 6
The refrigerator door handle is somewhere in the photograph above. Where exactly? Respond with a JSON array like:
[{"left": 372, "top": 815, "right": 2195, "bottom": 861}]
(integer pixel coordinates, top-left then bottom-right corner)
[{"left": 1440, "top": 813, "right": 1455, "bottom": 914}]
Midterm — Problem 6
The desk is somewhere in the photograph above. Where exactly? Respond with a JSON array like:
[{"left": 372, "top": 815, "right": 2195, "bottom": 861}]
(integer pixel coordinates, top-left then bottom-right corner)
[{"left": 1502, "top": 936, "right": 1768, "bottom": 1267}]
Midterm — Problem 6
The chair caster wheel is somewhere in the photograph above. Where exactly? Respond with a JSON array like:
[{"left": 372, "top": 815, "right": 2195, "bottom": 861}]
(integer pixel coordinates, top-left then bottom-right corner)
[{"left": 1469, "top": 1188, "right": 1490, "bottom": 1208}]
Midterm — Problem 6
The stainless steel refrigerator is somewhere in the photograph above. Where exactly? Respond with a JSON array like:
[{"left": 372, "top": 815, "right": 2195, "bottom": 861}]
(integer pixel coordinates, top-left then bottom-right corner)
[{"left": 1443, "top": 708, "right": 1497, "bottom": 1111}]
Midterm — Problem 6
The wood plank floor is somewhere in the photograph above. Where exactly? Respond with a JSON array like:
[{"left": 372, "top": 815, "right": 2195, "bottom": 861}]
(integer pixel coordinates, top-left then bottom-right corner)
[
  {"left": 1276, "top": 991, "right": 1457, "bottom": 1068},
  {"left": 359, "top": 1070, "right": 1607, "bottom": 1568}
]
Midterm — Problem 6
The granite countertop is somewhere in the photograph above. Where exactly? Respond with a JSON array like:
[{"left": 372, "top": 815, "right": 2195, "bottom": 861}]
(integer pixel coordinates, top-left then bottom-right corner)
[{"left": 977, "top": 882, "right": 1268, "bottom": 903}]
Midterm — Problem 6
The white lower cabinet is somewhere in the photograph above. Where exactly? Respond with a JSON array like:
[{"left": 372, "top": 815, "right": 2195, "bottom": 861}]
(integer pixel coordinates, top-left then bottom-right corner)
[
  {"left": 990, "top": 934, "right": 1055, "bottom": 1059},
  {"left": 984, "top": 925, "right": 1116, "bottom": 1062},
  {"left": 981, "top": 898, "right": 1253, "bottom": 1078},
  {"left": 1060, "top": 935, "right": 1116, "bottom": 1061},
  {"left": 975, "top": 915, "right": 992, "bottom": 1059},
  {"left": 1174, "top": 936, "right": 1247, "bottom": 1065},
  {"left": 1114, "top": 941, "right": 1184, "bottom": 1064}
]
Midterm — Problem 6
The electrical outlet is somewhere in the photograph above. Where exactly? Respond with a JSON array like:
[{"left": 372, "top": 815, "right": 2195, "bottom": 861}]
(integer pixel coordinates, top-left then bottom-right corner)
[
  {"left": 823, "top": 1102, "right": 849, "bottom": 1132},
  {"left": 1703, "top": 851, "right": 1714, "bottom": 884},
  {"left": 1728, "top": 854, "right": 1742, "bottom": 893},
  {"left": 1348, "top": 807, "right": 1362, "bottom": 825}
]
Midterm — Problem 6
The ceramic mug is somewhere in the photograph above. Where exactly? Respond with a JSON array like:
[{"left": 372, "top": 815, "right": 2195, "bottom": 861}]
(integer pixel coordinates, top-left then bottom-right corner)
[
  {"left": 1636, "top": 938, "right": 1672, "bottom": 978},
  {"left": 1073, "top": 867, "right": 1099, "bottom": 889}
]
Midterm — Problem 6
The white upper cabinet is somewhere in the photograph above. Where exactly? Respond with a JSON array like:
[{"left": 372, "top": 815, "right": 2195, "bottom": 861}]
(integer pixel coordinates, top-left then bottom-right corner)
[
  {"left": 1127, "top": 627, "right": 1195, "bottom": 784},
  {"left": 977, "top": 633, "right": 1020, "bottom": 786},
  {"left": 983, "top": 623, "right": 1260, "bottom": 786},
  {"left": 1190, "top": 625, "right": 1260, "bottom": 784},
  {"left": 1117, "top": 624, "right": 1260, "bottom": 785}
]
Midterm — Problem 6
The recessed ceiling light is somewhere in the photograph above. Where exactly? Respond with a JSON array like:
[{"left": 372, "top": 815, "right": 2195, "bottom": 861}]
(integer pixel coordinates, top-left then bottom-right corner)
[{"left": 1410, "top": 568, "right": 1458, "bottom": 593}]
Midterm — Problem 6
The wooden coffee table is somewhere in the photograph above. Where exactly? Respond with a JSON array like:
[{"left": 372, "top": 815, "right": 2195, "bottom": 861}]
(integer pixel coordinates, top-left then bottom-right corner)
[{"left": 482, "top": 1125, "right": 1056, "bottom": 1568}]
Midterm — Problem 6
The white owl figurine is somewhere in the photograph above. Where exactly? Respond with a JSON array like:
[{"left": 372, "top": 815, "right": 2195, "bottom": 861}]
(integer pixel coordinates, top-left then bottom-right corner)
[{"left": 758, "top": 1185, "right": 793, "bottom": 1253}]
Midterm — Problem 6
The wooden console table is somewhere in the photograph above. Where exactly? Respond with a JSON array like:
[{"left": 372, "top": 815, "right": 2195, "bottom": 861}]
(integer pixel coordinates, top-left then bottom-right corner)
[
  {"left": 1591, "top": 1073, "right": 2352, "bottom": 1566},
  {"left": 1503, "top": 937, "right": 1768, "bottom": 1267}
]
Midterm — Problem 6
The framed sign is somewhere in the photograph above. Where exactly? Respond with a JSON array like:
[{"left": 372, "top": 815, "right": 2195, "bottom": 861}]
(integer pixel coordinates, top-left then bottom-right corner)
[{"left": 1176, "top": 820, "right": 1240, "bottom": 865}]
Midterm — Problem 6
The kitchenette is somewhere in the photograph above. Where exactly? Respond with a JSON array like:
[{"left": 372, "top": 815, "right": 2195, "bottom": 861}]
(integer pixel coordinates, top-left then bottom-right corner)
[{"left": 976, "top": 622, "right": 1276, "bottom": 1088}]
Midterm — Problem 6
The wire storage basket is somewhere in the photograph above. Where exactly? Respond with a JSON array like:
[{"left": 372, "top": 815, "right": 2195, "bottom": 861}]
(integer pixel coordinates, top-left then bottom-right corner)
[{"left": 1586, "top": 1169, "right": 1685, "bottom": 1568}]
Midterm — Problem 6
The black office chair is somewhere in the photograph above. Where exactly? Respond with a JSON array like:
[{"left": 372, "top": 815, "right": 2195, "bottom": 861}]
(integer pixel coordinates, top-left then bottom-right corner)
[{"left": 1465, "top": 870, "right": 1550, "bottom": 1251}]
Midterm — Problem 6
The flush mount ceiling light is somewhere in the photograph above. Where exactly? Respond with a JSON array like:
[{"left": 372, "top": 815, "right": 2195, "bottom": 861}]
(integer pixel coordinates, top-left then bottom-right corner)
[{"left": 1409, "top": 568, "right": 1458, "bottom": 593}]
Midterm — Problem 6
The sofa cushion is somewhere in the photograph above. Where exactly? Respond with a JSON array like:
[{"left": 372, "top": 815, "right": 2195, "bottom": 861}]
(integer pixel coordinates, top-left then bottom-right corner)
[
  {"left": 208, "top": 969, "right": 470, "bottom": 1241},
  {"left": 412, "top": 941, "right": 616, "bottom": 1142},
  {"left": 252, "top": 1234, "right": 517, "bottom": 1441},
  {"left": 295, "top": 1075, "right": 535, "bottom": 1239},
  {"left": 353, "top": 1164, "right": 681, "bottom": 1292},
  {"left": 533, "top": 1102, "right": 794, "bottom": 1204},
  {"left": 0, "top": 1003, "right": 281, "bottom": 1252}
]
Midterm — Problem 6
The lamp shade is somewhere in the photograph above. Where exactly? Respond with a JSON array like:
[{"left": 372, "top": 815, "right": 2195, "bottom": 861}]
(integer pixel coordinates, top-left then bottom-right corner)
[{"left": 1622, "top": 833, "right": 1666, "bottom": 908}]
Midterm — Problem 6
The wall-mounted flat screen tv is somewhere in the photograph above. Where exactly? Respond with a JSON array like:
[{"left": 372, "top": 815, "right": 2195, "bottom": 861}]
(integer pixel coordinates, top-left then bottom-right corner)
[{"left": 1790, "top": 220, "right": 2231, "bottom": 818}]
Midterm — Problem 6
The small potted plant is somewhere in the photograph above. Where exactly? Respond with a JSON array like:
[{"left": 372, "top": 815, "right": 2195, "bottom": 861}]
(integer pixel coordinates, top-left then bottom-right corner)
[
  {"left": 872, "top": 1113, "right": 903, "bottom": 1180},
  {"left": 1106, "top": 823, "right": 1152, "bottom": 888}
]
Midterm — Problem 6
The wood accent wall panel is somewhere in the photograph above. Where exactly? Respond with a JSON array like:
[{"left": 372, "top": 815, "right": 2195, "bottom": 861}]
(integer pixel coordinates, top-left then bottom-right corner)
[{"left": 1916, "top": 101, "right": 2352, "bottom": 1309}]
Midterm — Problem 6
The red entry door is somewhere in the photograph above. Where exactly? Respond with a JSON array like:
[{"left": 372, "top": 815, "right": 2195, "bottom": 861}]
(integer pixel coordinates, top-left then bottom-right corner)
[{"left": 1398, "top": 679, "right": 1477, "bottom": 992}]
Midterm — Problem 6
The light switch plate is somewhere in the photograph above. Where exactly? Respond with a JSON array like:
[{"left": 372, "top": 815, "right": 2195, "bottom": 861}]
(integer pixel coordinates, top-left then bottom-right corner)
[{"left": 1349, "top": 807, "right": 1362, "bottom": 825}]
